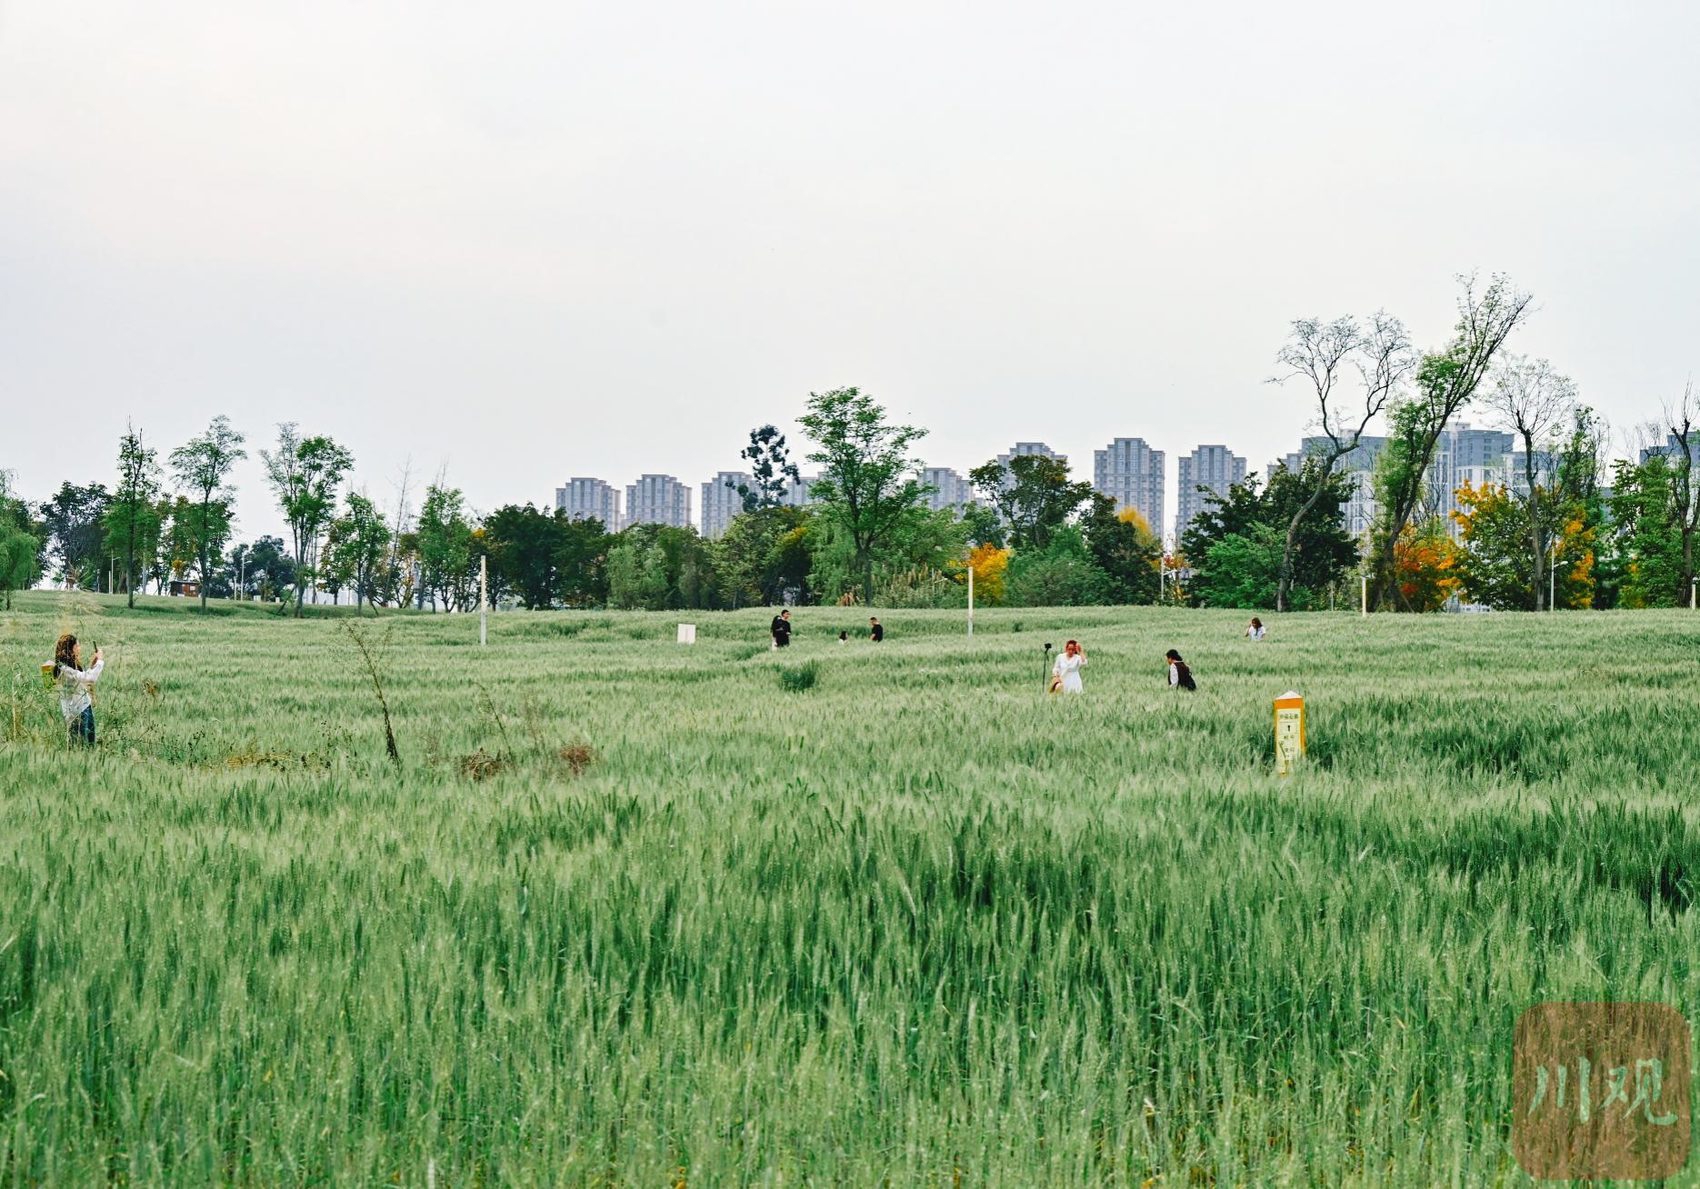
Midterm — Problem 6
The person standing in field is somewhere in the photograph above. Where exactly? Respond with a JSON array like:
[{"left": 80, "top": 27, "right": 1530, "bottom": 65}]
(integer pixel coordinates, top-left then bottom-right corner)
[
  {"left": 1165, "top": 649, "right": 1197, "bottom": 691},
  {"left": 1246, "top": 617, "right": 1266, "bottom": 641},
  {"left": 869, "top": 616, "right": 883, "bottom": 642},
  {"left": 771, "top": 609, "right": 792, "bottom": 649},
  {"left": 1051, "top": 639, "right": 1087, "bottom": 694},
  {"left": 52, "top": 633, "right": 103, "bottom": 745}
]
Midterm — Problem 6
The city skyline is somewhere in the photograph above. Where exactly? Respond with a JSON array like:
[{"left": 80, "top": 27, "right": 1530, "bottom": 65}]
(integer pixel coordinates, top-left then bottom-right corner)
[{"left": 5, "top": 4, "right": 1696, "bottom": 561}]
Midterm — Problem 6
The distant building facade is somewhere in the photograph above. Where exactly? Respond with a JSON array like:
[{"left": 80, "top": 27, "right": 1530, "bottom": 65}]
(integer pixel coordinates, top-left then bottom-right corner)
[
  {"left": 782, "top": 474, "right": 818, "bottom": 508},
  {"left": 1175, "top": 445, "right": 1247, "bottom": 539},
  {"left": 699, "top": 471, "right": 752, "bottom": 540},
  {"left": 625, "top": 474, "right": 692, "bottom": 529},
  {"left": 1428, "top": 424, "right": 1513, "bottom": 524},
  {"left": 1093, "top": 438, "right": 1165, "bottom": 537},
  {"left": 997, "top": 441, "right": 1065, "bottom": 468},
  {"left": 1641, "top": 432, "right": 1700, "bottom": 468},
  {"left": 922, "top": 466, "right": 975, "bottom": 512},
  {"left": 555, "top": 477, "right": 621, "bottom": 530},
  {"left": 1279, "top": 435, "right": 1387, "bottom": 539}
]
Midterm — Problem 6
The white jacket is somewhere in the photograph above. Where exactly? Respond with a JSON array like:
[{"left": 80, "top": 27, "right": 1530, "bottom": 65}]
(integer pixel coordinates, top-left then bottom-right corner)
[{"left": 56, "top": 657, "right": 103, "bottom": 720}]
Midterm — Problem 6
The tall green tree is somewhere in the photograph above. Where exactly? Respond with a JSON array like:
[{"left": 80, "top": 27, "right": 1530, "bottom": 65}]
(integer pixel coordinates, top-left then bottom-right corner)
[
  {"left": 324, "top": 492, "right": 391, "bottom": 613},
  {"left": 1183, "top": 467, "right": 1357, "bottom": 609},
  {"left": 717, "top": 505, "right": 812, "bottom": 607},
  {"left": 483, "top": 504, "right": 561, "bottom": 610},
  {"left": 1607, "top": 454, "right": 1684, "bottom": 608},
  {"left": 1270, "top": 311, "right": 1414, "bottom": 611},
  {"left": 968, "top": 453, "right": 1093, "bottom": 552},
  {"left": 108, "top": 423, "right": 162, "bottom": 607},
  {"left": 797, "top": 387, "right": 929, "bottom": 604},
  {"left": 730, "top": 424, "right": 802, "bottom": 512},
  {"left": 1081, "top": 495, "right": 1162, "bottom": 604},
  {"left": 226, "top": 536, "right": 297, "bottom": 602},
  {"left": 262, "top": 423, "right": 354, "bottom": 615},
  {"left": 37, "top": 482, "right": 109, "bottom": 589},
  {"left": 416, "top": 484, "right": 474, "bottom": 611},
  {"left": 1371, "top": 274, "right": 1532, "bottom": 609},
  {"left": 169, "top": 415, "right": 246, "bottom": 610}
]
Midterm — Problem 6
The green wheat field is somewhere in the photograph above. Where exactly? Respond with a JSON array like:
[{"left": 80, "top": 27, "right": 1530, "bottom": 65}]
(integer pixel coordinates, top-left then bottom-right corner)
[{"left": 2, "top": 590, "right": 1698, "bottom": 1185}]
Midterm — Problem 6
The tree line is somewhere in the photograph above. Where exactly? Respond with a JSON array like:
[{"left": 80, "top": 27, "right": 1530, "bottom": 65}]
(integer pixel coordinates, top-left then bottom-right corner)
[{"left": 3, "top": 275, "right": 1696, "bottom": 614}]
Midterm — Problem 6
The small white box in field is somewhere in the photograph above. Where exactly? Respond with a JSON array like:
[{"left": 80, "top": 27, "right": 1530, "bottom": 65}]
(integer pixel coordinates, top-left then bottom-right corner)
[{"left": 677, "top": 624, "right": 696, "bottom": 644}]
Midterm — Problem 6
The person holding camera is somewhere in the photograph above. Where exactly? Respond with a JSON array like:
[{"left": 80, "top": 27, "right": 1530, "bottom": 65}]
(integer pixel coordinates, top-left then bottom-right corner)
[{"left": 52, "top": 632, "right": 103, "bottom": 745}]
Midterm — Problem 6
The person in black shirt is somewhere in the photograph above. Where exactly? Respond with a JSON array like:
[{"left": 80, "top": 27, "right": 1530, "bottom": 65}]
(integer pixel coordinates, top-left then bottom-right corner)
[
  {"left": 869, "top": 616, "right": 883, "bottom": 642},
  {"left": 771, "top": 609, "right": 792, "bottom": 648}
]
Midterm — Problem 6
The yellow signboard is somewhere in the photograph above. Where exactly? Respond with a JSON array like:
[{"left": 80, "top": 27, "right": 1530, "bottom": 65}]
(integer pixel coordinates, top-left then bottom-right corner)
[{"left": 1274, "top": 690, "right": 1305, "bottom": 776}]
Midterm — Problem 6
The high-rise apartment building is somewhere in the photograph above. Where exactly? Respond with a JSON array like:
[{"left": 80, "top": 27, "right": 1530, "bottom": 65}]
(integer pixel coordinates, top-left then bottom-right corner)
[
  {"left": 996, "top": 441, "right": 1065, "bottom": 470},
  {"left": 555, "top": 477, "right": 621, "bottom": 530},
  {"left": 1279, "top": 436, "right": 1387, "bottom": 539},
  {"left": 1641, "top": 433, "right": 1700, "bottom": 468},
  {"left": 700, "top": 471, "right": 753, "bottom": 540},
  {"left": 1093, "top": 438, "right": 1164, "bottom": 536},
  {"left": 1175, "top": 445, "right": 1247, "bottom": 539},
  {"left": 1427, "top": 424, "right": 1513, "bottom": 525},
  {"left": 922, "top": 466, "right": 975, "bottom": 512},
  {"left": 625, "top": 474, "right": 692, "bottom": 529},
  {"left": 782, "top": 474, "right": 818, "bottom": 508}
]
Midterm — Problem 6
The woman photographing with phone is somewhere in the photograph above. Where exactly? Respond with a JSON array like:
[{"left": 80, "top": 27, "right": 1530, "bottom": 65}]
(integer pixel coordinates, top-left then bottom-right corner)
[{"left": 53, "top": 633, "right": 103, "bottom": 745}]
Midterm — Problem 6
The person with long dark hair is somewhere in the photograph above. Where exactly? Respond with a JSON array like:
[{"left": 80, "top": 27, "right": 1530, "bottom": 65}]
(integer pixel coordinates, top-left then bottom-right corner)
[
  {"left": 1164, "top": 648, "right": 1196, "bottom": 691},
  {"left": 52, "top": 632, "right": 103, "bottom": 744}
]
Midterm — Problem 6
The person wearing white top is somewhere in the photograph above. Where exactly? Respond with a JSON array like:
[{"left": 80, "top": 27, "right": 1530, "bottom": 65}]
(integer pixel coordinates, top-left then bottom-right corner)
[
  {"left": 1246, "top": 617, "right": 1266, "bottom": 641},
  {"left": 52, "top": 633, "right": 103, "bottom": 745},
  {"left": 1051, "top": 639, "right": 1087, "bottom": 694}
]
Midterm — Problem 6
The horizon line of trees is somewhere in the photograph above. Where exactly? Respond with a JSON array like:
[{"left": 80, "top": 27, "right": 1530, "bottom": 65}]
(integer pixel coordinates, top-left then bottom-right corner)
[{"left": 4, "top": 275, "right": 1697, "bottom": 615}]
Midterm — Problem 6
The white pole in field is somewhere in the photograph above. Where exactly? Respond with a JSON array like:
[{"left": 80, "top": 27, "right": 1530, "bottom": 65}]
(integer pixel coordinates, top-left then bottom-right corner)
[
  {"left": 479, "top": 554, "right": 488, "bottom": 647},
  {"left": 967, "top": 561, "right": 974, "bottom": 636},
  {"left": 1360, "top": 573, "right": 1367, "bottom": 617}
]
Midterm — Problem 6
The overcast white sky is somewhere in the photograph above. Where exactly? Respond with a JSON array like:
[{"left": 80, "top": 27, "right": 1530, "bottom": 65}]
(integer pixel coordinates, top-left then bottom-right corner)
[{"left": 3, "top": 1, "right": 1697, "bottom": 542}]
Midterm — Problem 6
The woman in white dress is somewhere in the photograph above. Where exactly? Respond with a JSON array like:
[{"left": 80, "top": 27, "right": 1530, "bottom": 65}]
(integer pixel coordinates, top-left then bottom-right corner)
[
  {"left": 1246, "top": 617, "right": 1266, "bottom": 641},
  {"left": 1051, "top": 639, "right": 1087, "bottom": 694}
]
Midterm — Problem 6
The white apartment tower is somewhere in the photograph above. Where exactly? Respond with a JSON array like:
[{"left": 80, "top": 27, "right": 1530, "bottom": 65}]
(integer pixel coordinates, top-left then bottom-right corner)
[
  {"left": 555, "top": 477, "right": 621, "bottom": 530},
  {"left": 782, "top": 474, "right": 818, "bottom": 508},
  {"left": 1093, "top": 438, "right": 1165, "bottom": 535},
  {"left": 996, "top": 441, "right": 1065, "bottom": 469},
  {"left": 1175, "top": 445, "right": 1247, "bottom": 538},
  {"left": 625, "top": 474, "right": 693, "bottom": 529},
  {"left": 922, "top": 466, "right": 975, "bottom": 512},
  {"left": 700, "top": 471, "right": 753, "bottom": 540}
]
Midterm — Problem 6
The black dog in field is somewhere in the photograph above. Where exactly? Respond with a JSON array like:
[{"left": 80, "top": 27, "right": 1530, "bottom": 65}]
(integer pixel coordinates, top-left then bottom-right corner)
[{"left": 1165, "top": 649, "right": 1196, "bottom": 691}]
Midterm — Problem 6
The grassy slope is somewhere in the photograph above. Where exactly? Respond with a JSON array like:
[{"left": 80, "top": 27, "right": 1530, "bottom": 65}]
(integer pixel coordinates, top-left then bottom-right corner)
[{"left": 2, "top": 590, "right": 1698, "bottom": 1184}]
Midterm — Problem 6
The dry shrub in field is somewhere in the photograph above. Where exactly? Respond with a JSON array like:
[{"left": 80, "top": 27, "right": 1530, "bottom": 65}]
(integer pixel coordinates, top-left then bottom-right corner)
[
  {"left": 557, "top": 743, "right": 596, "bottom": 776},
  {"left": 458, "top": 748, "right": 507, "bottom": 781},
  {"left": 225, "top": 748, "right": 330, "bottom": 773}
]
